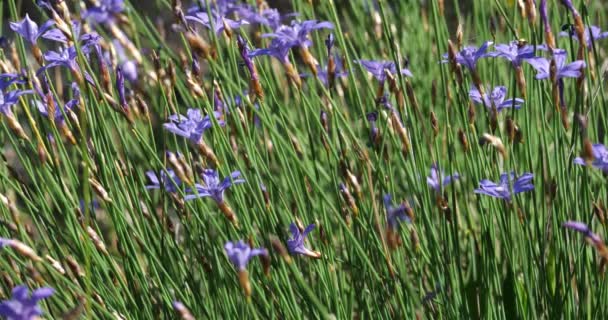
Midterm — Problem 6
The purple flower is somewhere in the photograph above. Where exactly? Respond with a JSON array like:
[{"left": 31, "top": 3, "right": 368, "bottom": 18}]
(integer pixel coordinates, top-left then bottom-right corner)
[
  {"left": 184, "top": 169, "right": 245, "bottom": 203},
  {"left": 262, "top": 20, "right": 334, "bottom": 49},
  {"left": 37, "top": 46, "right": 94, "bottom": 85},
  {"left": 237, "top": 35, "right": 257, "bottom": 80},
  {"left": 145, "top": 169, "right": 182, "bottom": 193},
  {"left": 163, "top": 109, "right": 225, "bottom": 144},
  {"left": 383, "top": 194, "right": 411, "bottom": 230},
  {"left": 560, "top": 0, "right": 581, "bottom": 17},
  {"left": 426, "top": 164, "right": 459, "bottom": 193},
  {"left": 224, "top": 240, "right": 268, "bottom": 271},
  {"left": 562, "top": 221, "right": 602, "bottom": 244},
  {"left": 559, "top": 25, "right": 608, "bottom": 48},
  {"left": 287, "top": 223, "right": 320, "bottom": 258},
  {"left": 187, "top": 0, "right": 239, "bottom": 15},
  {"left": 366, "top": 111, "right": 380, "bottom": 143},
  {"left": 0, "top": 73, "right": 27, "bottom": 91},
  {"left": 441, "top": 41, "right": 493, "bottom": 71},
  {"left": 357, "top": 59, "right": 413, "bottom": 82},
  {"left": 469, "top": 86, "right": 524, "bottom": 112},
  {"left": 485, "top": 40, "right": 536, "bottom": 67},
  {"left": 34, "top": 93, "right": 78, "bottom": 124},
  {"left": 526, "top": 49, "right": 586, "bottom": 80},
  {"left": 83, "top": 0, "right": 125, "bottom": 25},
  {"left": 235, "top": 6, "right": 293, "bottom": 30},
  {"left": 116, "top": 65, "right": 127, "bottom": 108},
  {"left": 114, "top": 41, "right": 138, "bottom": 83},
  {"left": 474, "top": 172, "right": 534, "bottom": 201},
  {"left": 44, "top": 46, "right": 79, "bottom": 70},
  {"left": 249, "top": 39, "right": 292, "bottom": 63},
  {"left": 41, "top": 20, "right": 81, "bottom": 44},
  {"left": 301, "top": 56, "right": 348, "bottom": 86},
  {"left": 9, "top": 14, "right": 54, "bottom": 45},
  {"left": 574, "top": 143, "right": 608, "bottom": 173},
  {"left": 1, "top": 89, "right": 33, "bottom": 116},
  {"left": 185, "top": 11, "right": 248, "bottom": 35},
  {"left": 0, "top": 285, "right": 54, "bottom": 320},
  {"left": 540, "top": 0, "right": 551, "bottom": 32}
]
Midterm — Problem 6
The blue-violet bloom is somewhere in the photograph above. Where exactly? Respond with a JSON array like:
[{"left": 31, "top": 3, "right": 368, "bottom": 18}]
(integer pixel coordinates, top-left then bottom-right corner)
[
  {"left": 224, "top": 240, "right": 268, "bottom": 271},
  {"left": 526, "top": 49, "right": 585, "bottom": 80},
  {"left": 1, "top": 89, "right": 33, "bottom": 116},
  {"left": 287, "top": 223, "right": 321, "bottom": 258},
  {"left": 184, "top": 169, "right": 245, "bottom": 203},
  {"left": 574, "top": 143, "right": 608, "bottom": 173},
  {"left": 357, "top": 59, "right": 413, "bottom": 82},
  {"left": 469, "top": 86, "right": 524, "bottom": 112},
  {"left": 427, "top": 164, "right": 459, "bottom": 193},
  {"left": 485, "top": 40, "right": 536, "bottom": 67},
  {"left": 145, "top": 169, "right": 182, "bottom": 193},
  {"left": 559, "top": 25, "right": 608, "bottom": 48},
  {"left": 0, "top": 285, "right": 54, "bottom": 320},
  {"left": 9, "top": 14, "right": 54, "bottom": 45},
  {"left": 82, "top": 0, "right": 125, "bottom": 25},
  {"left": 163, "top": 109, "right": 225, "bottom": 144},
  {"left": 563, "top": 221, "right": 602, "bottom": 244},
  {"left": 262, "top": 20, "right": 334, "bottom": 49},
  {"left": 383, "top": 194, "right": 412, "bottom": 230},
  {"left": 474, "top": 172, "right": 534, "bottom": 201},
  {"left": 441, "top": 41, "right": 493, "bottom": 71}
]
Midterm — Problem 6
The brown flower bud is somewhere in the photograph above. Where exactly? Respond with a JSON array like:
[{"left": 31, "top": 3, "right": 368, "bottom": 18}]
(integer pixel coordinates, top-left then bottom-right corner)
[
  {"left": 87, "top": 226, "right": 109, "bottom": 255},
  {"left": 479, "top": 133, "right": 506, "bottom": 158},
  {"left": 430, "top": 111, "right": 439, "bottom": 137},
  {"left": 66, "top": 256, "right": 85, "bottom": 278},
  {"left": 458, "top": 128, "right": 469, "bottom": 152},
  {"left": 89, "top": 178, "right": 112, "bottom": 202},
  {"left": 218, "top": 202, "right": 239, "bottom": 227},
  {"left": 270, "top": 236, "right": 291, "bottom": 264}
]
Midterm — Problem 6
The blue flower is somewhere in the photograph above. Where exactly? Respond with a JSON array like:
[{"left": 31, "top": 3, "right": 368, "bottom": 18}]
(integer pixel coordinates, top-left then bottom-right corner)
[
  {"left": 224, "top": 240, "right": 268, "bottom": 271},
  {"left": 9, "top": 14, "right": 54, "bottom": 45},
  {"left": 1, "top": 89, "right": 33, "bottom": 116},
  {"left": 357, "top": 59, "right": 413, "bottom": 82},
  {"left": 41, "top": 20, "right": 81, "bottom": 44},
  {"left": 426, "top": 164, "right": 459, "bottom": 193},
  {"left": 287, "top": 223, "right": 321, "bottom": 258},
  {"left": 0, "top": 285, "right": 54, "bottom": 320},
  {"left": 163, "top": 109, "right": 225, "bottom": 144},
  {"left": 249, "top": 38, "right": 293, "bottom": 63},
  {"left": 441, "top": 41, "right": 493, "bottom": 71},
  {"left": 37, "top": 46, "right": 95, "bottom": 85},
  {"left": 235, "top": 6, "right": 295, "bottom": 30},
  {"left": 485, "top": 40, "right": 536, "bottom": 67},
  {"left": 0, "top": 73, "right": 28, "bottom": 92},
  {"left": 383, "top": 194, "right": 412, "bottom": 230},
  {"left": 185, "top": 169, "right": 245, "bottom": 203},
  {"left": 526, "top": 49, "right": 585, "bottom": 80},
  {"left": 145, "top": 169, "right": 182, "bottom": 193},
  {"left": 111, "top": 41, "right": 137, "bottom": 83},
  {"left": 474, "top": 172, "right": 534, "bottom": 201},
  {"left": 563, "top": 221, "right": 602, "bottom": 244},
  {"left": 185, "top": 11, "right": 249, "bottom": 35},
  {"left": 559, "top": 25, "right": 608, "bottom": 48},
  {"left": 469, "top": 86, "right": 524, "bottom": 112},
  {"left": 301, "top": 55, "right": 348, "bottom": 87},
  {"left": 574, "top": 143, "right": 608, "bottom": 173},
  {"left": 116, "top": 65, "right": 127, "bottom": 109},
  {"left": 262, "top": 20, "right": 334, "bottom": 49},
  {"left": 82, "top": 0, "right": 125, "bottom": 25}
]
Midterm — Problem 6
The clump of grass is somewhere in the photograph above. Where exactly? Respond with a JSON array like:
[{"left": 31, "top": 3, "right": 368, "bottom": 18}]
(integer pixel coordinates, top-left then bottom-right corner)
[{"left": 0, "top": 0, "right": 607, "bottom": 318}]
